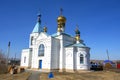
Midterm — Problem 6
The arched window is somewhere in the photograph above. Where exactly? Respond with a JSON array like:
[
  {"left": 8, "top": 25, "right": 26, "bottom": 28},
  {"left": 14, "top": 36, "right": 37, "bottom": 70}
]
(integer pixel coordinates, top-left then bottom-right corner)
[
  {"left": 38, "top": 44, "right": 44, "bottom": 56},
  {"left": 24, "top": 57, "right": 26, "bottom": 63},
  {"left": 80, "top": 54, "right": 84, "bottom": 64},
  {"left": 31, "top": 37, "right": 33, "bottom": 45}
]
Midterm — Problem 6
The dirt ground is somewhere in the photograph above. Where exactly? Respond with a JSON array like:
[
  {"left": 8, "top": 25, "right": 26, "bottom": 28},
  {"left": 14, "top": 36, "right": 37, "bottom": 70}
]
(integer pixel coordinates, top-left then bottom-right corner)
[
  {"left": 40, "top": 70, "right": 120, "bottom": 80},
  {"left": 0, "top": 69, "right": 120, "bottom": 80},
  {"left": 0, "top": 72, "right": 31, "bottom": 80}
]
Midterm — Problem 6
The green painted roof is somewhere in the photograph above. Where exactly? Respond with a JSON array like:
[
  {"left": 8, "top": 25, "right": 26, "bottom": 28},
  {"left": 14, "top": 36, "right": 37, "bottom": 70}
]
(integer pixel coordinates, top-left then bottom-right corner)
[
  {"left": 32, "top": 22, "right": 42, "bottom": 33},
  {"left": 51, "top": 33, "right": 58, "bottom": 37},
  {"left": 72, "top": 43, "right": 86, "bottom": 47},
  {"left": 65, "top": 42, "right": 89, "bottom": 48},
  {"left": 51, "top": 32, "right": 72, "bottom": 37}
]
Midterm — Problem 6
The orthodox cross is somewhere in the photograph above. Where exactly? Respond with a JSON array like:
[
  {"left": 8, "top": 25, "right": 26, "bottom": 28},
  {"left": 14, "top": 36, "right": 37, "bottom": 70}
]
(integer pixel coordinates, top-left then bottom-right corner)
[{"left": 60, "top": 8, "right": 63, "bottom": 15}]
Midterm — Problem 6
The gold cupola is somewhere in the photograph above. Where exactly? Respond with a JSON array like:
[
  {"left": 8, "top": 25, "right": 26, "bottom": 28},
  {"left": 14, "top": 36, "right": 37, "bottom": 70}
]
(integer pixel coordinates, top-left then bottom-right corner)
[
  {"left": 75, "top": 26, "right": 80, "bottom": 43},
  {"left": 57, "top": 16, "right": 66, "bottom": 23},
  {"left": 57, "top": 8, "right": 66, "bottom": 33},
  {"left": 43, "top": 26, "right": 47, "bottom": 33}
]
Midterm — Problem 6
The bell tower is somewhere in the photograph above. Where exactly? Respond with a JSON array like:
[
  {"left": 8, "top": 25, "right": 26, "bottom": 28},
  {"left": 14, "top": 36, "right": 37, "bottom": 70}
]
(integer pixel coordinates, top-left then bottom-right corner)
[{"left": 29, "top": 12, "right": 42, "bottom": 47}]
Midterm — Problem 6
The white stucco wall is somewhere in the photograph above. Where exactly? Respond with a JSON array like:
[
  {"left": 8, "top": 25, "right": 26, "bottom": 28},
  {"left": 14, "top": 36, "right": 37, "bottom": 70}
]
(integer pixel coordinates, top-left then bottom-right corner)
[
  {"left": 65, "top": 46, "right": 90, "bottom": 71},
  {"left": 51, "top": 37, "right": 60, "bottom": 69},
  {"left": 37, "top": 37, "right": 52, "bottom": 69},
  {"left": 55, "top": 34, "right": 75, "bottom": 71},
  {"left": 21, "top": 30, "right": 90, "bottom": 72},
  {"left": 65, "top": 47, "right": 74, "bottom": 70},
  {"left": 76, "top": 47, "right": 90, "bottom": 70},
  {"left": 31, "top": 32, "right": 52, "bottom": 69},
  {"left": 29, "top": 33, "right": 39, "bottom": 48},
  {"left": 55, "top": 35, "right": 63, "bottom": 70},
  {"left": 20, "top": 49, "right": 31, "bottom": 67}
]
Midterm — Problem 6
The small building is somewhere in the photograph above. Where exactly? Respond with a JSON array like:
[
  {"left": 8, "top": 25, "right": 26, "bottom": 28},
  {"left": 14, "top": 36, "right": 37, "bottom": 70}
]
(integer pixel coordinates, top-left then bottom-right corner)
[
  {"left": 116, "top": 61, "right": 120, "bottom": 69},
  {"left": 103, "top": 60, "right": 116, "bottom": 69},
  {"left": 117, "top": 64, "right": 120, "bottom": 69}
]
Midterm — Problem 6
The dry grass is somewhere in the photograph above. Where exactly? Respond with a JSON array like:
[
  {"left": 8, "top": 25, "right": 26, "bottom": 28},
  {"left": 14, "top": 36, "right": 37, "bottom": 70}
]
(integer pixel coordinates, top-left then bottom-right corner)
[
  {"left": 0, "top": 72, "right": 31, "bottom": 80},
  {"left": 0, "top": 64, "right": 30, "bottom": 80},
  {"left": 0, "top": 64, "right": 7, "bottom": 74},
  {"left": 40, "top": 70, "right": 120, "bottom": 80}
]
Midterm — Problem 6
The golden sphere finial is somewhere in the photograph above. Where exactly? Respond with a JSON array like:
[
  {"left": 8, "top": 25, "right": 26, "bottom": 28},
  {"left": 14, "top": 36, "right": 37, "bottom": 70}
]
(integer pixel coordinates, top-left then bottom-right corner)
[
  {"left": 43, "top": 26, "right": 47, "bottom": 32},
  {"left": 75, "top": 35, "right": 80, "bottom": 41}
]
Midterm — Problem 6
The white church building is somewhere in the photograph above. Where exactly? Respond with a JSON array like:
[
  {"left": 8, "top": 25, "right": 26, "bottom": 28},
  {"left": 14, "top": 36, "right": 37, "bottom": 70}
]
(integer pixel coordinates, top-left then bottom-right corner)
[{"left": 20, "top": 10, "right": 90, "bottom": 72}]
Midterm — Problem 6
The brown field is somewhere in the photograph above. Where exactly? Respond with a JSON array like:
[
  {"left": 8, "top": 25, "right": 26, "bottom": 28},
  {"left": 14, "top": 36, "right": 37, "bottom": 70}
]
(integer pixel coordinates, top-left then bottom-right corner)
[
  {"left": 0, "top": 69, "right": 120, "bottom": 80},
  {"left": 0, "top": 64, "right": 7, "bottom": 74},
  {"left": 40, "top": 70, "right": 120, "bottom": 80},
  {"left": 0, "top": 64, "right": 31, "bottom": 80},
  {"left": 0, "top": 72, "right": 31, "bottom": 80}
]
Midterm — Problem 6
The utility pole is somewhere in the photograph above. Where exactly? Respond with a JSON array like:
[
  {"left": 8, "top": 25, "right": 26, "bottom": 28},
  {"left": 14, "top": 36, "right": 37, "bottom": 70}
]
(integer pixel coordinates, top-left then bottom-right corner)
[
  {"left": 14, "top": 53, "right": 16, "bottom": 65},
  {"left": 14, "top": 53, "right": 16, "bottom": 60},
  {"left": 106, "top": 49, "right": 109, "bottom": 60},
  {"left": 6, "top": 41, "right": 10, "bottom": 66}
]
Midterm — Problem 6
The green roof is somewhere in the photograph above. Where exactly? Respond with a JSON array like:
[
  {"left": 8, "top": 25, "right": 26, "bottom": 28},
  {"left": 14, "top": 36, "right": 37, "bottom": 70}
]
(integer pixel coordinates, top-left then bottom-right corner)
[
  {"left": 32, "top": 22, "right": 43, "bottom": 33},
  {"left": 65, "top": 42, "right": 89, "bottom": 48},
  {"left": 51, "top": 32, "right": 72, "bottom": 37},
  {"left": 32, "top": 13, "right": 43, "bottom": 33}
]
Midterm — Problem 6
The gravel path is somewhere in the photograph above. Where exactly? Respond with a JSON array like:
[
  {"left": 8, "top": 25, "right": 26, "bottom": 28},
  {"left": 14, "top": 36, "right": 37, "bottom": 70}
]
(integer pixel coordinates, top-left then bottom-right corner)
[{"left": 27, "top": 70, "right": 41, "bottom": 80}]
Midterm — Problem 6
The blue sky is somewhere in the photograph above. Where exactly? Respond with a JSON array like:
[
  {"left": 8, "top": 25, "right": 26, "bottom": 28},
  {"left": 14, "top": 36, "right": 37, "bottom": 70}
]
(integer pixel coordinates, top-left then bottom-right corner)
[{"left": 0, "top": 0, "right": 120, "bottom": 60}]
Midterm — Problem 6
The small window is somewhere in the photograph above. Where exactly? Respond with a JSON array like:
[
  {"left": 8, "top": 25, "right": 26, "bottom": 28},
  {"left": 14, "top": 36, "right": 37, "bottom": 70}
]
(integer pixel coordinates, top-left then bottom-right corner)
[
  {"left": 80, "top": 54, "right": 84, "bottom": 64},
  {"left": 38, "top": 44, "right": 44, "bottom": 56},
  {"left": 24, "top": 57, "right": 26, "bottom": 63}
]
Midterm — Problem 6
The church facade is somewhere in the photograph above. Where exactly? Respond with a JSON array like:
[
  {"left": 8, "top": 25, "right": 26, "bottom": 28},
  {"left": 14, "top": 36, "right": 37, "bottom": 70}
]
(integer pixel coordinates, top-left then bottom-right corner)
[{"left": 20, "top": 10, "right": 90, "bottom": 72}]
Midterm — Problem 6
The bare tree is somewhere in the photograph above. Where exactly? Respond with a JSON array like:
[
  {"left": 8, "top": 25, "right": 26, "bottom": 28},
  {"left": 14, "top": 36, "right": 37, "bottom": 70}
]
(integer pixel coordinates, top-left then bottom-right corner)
[
  {"left": 0, "top": 50, "right": 6, "bottom": 63},
  {"left": 0, "top": 49, "right": 7, "bottom": 74}
]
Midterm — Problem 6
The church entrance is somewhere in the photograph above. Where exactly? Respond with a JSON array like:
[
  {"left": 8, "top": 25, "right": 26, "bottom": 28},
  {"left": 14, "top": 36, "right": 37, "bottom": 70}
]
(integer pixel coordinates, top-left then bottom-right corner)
[{"left": 39, "top": 60, "right": 42, "bottom": 69}]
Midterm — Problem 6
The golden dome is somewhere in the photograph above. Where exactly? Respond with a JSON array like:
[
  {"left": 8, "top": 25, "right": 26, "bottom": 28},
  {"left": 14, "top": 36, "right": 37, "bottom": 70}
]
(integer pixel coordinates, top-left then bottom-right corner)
[{"left": 57, "top": 16, "right": 66, "bottom": 23}]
